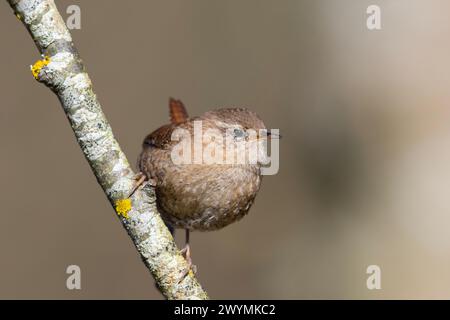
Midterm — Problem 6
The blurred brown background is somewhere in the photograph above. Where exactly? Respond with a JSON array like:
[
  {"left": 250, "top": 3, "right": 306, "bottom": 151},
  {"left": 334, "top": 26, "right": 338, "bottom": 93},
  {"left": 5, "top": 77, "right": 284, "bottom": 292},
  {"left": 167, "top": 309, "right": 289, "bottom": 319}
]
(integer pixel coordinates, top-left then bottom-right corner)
[{"left": 2, "top": 0, "right": 450, "bottom": 299}]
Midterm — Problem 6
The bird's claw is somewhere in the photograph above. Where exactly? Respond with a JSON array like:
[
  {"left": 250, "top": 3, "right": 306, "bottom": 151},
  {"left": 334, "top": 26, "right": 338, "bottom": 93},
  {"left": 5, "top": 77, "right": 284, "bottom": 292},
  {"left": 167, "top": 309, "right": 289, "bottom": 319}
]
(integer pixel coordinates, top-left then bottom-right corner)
[
  {"left": 127, "top": 172, "right": 156, "bottom": 198},
  {"left": 178, "top": 244, "right": 197, "bottom": 283}
]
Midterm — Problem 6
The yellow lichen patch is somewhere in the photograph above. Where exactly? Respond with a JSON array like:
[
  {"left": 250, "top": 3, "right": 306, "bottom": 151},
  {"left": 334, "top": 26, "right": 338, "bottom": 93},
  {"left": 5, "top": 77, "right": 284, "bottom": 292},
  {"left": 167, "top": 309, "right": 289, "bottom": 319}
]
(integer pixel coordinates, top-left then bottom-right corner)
[
  {"left": 15, "top": 13, "right": 22, "bottom": 21},
  {"left": 115, "top": 198, "right": 132, "bottom": 219},
  {"left": 31, "top": 56, "right": 50, "bottom": 79}
]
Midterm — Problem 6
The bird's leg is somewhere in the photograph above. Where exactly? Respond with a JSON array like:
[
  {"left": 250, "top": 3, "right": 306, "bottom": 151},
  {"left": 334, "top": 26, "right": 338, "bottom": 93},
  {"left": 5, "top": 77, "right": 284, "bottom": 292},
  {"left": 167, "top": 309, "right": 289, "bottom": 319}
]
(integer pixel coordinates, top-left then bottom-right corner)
[
  {"left": 127, "top": 172, "right": 152, "bottom": 198},
  {"left": 178, "top": 229, "right": 197, "bottom": 282},
  {"left": 180, "top": 229, "right": 196, "bottom": 270}
]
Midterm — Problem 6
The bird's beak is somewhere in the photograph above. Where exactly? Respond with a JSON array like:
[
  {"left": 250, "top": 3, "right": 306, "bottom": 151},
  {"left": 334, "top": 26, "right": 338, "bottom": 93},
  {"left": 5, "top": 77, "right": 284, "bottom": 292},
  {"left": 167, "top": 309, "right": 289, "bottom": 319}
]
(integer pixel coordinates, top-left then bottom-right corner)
[{"left": 250, "top": 130, "right": 281, "bottom": 142}]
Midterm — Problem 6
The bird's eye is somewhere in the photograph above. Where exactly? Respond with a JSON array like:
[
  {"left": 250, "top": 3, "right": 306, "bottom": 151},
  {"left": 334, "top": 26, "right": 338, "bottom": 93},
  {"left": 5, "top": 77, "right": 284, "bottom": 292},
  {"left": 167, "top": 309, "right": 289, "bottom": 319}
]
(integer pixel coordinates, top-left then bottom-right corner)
[{"left": 233, "top": 128, "right": 245, "bottom": 139}]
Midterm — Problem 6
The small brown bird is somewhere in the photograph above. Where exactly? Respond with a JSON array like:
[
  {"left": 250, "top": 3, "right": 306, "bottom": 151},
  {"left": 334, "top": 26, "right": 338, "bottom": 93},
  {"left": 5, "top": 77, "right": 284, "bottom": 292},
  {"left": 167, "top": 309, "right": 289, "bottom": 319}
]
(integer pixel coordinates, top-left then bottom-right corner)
[{"left": 135, "top": 98, "right": 276, "bottom": 271}]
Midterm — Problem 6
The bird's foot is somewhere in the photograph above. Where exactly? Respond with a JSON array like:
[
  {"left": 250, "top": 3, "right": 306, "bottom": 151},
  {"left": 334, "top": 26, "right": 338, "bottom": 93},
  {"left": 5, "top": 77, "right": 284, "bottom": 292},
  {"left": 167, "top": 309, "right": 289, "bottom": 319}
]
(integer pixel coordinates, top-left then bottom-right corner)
[
  {"left": 127, "top": 172, "right": 155, "bottom": 198},
  {"left": 178, "top": 244, "right": 197, "bottom": 282}
]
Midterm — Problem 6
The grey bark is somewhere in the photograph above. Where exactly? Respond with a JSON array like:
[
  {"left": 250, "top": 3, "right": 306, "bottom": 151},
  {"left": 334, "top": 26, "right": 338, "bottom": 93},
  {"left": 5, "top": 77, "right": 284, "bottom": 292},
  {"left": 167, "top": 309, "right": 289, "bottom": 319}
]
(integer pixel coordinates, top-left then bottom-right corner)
[{"left": 6, "top": 0, "right": 208, "bottom": 300}]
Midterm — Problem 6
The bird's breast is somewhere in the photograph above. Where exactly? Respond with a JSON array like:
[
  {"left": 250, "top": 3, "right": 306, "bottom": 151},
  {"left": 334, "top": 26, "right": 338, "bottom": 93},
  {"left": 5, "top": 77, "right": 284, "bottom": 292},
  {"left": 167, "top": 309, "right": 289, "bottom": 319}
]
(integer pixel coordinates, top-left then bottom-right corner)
[{"left": 140, "top": 146, "right": 262, "bottom": 231}]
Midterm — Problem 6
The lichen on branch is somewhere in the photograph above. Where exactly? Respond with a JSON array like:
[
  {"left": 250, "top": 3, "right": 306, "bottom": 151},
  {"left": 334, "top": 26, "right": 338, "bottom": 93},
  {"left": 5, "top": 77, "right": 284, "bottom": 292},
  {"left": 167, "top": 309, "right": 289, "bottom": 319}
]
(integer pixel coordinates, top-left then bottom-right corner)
[{"left": 31, "top": 55, "right": 50, "bottom": 79}]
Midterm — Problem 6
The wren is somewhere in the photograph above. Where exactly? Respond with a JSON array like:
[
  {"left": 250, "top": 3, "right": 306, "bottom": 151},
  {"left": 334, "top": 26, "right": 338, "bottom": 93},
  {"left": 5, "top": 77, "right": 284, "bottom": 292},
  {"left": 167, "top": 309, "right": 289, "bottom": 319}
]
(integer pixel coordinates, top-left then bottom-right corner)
[{"left": 136, "top": 98, "right": 275, "bottom": 270}]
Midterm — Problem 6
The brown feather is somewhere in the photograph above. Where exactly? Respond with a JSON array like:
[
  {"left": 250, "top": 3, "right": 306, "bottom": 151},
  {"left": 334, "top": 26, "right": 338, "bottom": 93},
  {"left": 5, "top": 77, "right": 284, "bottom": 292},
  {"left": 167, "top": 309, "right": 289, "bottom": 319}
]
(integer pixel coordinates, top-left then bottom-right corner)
[
  {"left": 169, "top": 98, "right": 189, "bottom": 124},
  {"left": 142, "top": 124, "right": 175, "bottom": 149}
]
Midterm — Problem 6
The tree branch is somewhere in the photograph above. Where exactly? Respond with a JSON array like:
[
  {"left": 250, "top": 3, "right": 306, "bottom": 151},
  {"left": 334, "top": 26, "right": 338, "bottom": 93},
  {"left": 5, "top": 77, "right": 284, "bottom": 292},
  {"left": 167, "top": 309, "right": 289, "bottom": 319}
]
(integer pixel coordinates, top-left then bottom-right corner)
[{"left": 7, "top": 0, "right": 208, "bottom": 300}]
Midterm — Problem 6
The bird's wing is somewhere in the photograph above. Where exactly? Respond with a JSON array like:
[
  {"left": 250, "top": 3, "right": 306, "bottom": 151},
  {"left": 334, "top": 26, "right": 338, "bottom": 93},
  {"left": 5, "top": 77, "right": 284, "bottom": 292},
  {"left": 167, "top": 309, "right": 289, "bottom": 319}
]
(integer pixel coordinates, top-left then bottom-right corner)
[
  {"left": 143, "top": 124, "right": 175, "bottom": 149},
  {"left": 169, "top": 98, "right": 189, "bottom": 124}
]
